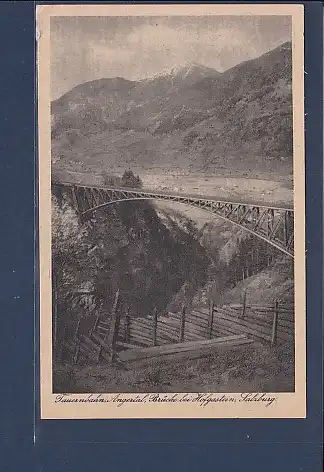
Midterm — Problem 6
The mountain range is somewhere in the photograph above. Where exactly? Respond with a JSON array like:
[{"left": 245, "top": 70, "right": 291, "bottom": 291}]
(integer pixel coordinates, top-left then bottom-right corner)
[{"left": 51, "top": 41, "right": 293, "bottom": 181}]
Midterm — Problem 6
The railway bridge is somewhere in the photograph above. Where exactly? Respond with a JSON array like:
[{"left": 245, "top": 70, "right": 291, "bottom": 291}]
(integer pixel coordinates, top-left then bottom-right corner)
[{"left": 52, "top": 182, "right": 294, "bottom": 257}]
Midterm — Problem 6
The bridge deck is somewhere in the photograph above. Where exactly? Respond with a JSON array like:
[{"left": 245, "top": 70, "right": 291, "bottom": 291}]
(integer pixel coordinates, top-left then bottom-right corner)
[{"left": 53, "top": 181, "right": 293, "bottom": 211}]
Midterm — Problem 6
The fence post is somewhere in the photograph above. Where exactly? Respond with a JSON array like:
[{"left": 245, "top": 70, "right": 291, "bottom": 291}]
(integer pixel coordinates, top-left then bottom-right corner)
[
  {"left": 179, "top": 304, "right": 186, "bottom": 343},
  {"left": 152, "top": 307, "right": 158, "bottom": 346},
  {"left": 207, "top": 302, "right": 215, "bottom": 339},
  {"left": 124, "top": 307, "right": 131, "bottom": 344},
  {"left": 53, "top": 292, "right": 58, "bottom": 358},
  {"left": 90, "top": 314, "right": 100, "bottom": 337},
  {"left": 105, "top": 290, "right": 121, "bottom": 362},
  {"left": 241, "top": 290, "right": 247, "bottom": 318},
  {"left": 271, "top": 300, "right": 279, "bottom": 347},
  {"left": 72, "top": 320, "right": 81, "bottom": 365}
]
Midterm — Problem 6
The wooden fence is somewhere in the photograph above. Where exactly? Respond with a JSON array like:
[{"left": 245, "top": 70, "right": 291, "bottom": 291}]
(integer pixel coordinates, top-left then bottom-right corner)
[{"left": 60, "top": 291, "right": 294, "bottom": 365}]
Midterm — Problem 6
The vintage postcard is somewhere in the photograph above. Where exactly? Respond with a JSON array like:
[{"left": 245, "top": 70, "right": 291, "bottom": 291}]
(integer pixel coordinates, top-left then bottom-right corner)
[{"left": 37, "top": 3, "right": 305, "bottom": 419}]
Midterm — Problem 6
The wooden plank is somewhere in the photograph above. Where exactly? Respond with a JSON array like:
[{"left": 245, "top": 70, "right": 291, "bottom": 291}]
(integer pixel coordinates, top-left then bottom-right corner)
[
  {"left": 158, "top": 325, "right": 179, "bottom": 339},
  {"left": 213, "top": 310, "right": 272, "bottom": 342},
  {"left": 81, "top": 335, "right": 101, "bottom": 354},
  {"left": 129, "top": 318, "right": 153, "bottom": 329},
  {"left": 89, "top": 315, "right": 100, "bottom": 337},
  {"left": 278, "top": 307, "right": 295, "bottom": 313},
  {"left": 156, "top": 330, "right": 179, "bottom": 343},
  {"left": 244, "top": 310, "right": 294, "bottom": 327},
  {"left": 244, "top": 313, "right": 294, "bottom": 333},
  {"left": 214, "top": 313, "right": 293, "bottom": 343},
  {"left": 72, "top": 320, "right": 81, "bottom": 365},
  {"left": 243, "top": 317, "right": 294, "bottom": 338},
  {"left": 129, "top": 323, "right": 153, "bottom": 336},
  {"left": 241, "top": 291, "right": 247, "bottom": 318},
  {"left": 129, "top": 324, "right": 155, "bottom": 337},
  {"left": 135, "top": 338, "right": 256, "bottom": 363},
  {"left": 122, "top": 334, "right": 247, "bottom": 357},
  {"left": 91, "top": 332, "right": 111, "bottom": 351},
  {"left": 97, "top": 324, "right": 109, "bottom": 332},
  {"left": 218, "top": 308, "right": 293, "bottom": 339},
  {"left": 124, "top": 310, "right": 131, "bottom": 343},
  {"left": 179, "top": 305, "right": 186, "bottom": 343},
  {"left": 186, "top": 318, "right": 208, "bottom": 330},
  {"left": 129, "top": 331, "right": 153, "bottom": 344},
  {"left": 207, "top": 303, "right": 215, "bottom": 339},
  {"left": 189, "top": 310, "right": 210, "bottom": 322},
  {"left": 157, "top": 321, "right": 180, "bottom": 335},
  {"left": 212, "top": 325, "right": 241, "bottom": 337},
  {"left": 249, "top": 307, "right": 293, "bottom": 315},
  {"left": 97, "top": 320, "right": 111, "bottom": 329},
  {"left": 251, "top": 309, "right": 294, "bottom": 322},
  {"left": 156, "top": 330, "right": 179, "bottom": 342},
  {"left": 182, "top": 322, "right": 208, "bottom": 337},
  {"left": 129, "top": 338, "right": 152, "bottom": 347},
  {"left": 156, "top": 337, "right": 172, "bottom": 346},
  {"left": 152, "top": 308, "right": 158, "bottom": 346},
  {"left": 183, "top": 332, "right": 204, "bottom": 342},
  {"left": 229, "top": 304, "right": 243, "bottom": 310},
  {"left": 158, "top": 323, "right": 181, "bottom": 335},
  {"left": 105, "top": 290, "right": 122, "bottom": 362},
  {"left": 221, "top": 305, "right": 247, "bottom": 317},
  {"left": 129, "top": 332, "right": 153, "bottom": 343},
  {"left": 116, "top": 341, "right": 140, "bottom": 349},
  {"left": 245, "top": 304, "right": 273, "bottom": 309},
  {"left": 193, "top": 307, "right": 210, "bottom": 316},
  {"left": 169, "top": 312, "right": 208, "bottom": 330},
  {"left": 216, "top": 310, "right": 274, "bottom": 337},
  {"left": 155, "top": 323, "right": 179, "bottom": 337},
  {"left": 155, "top": 330, "right": 179, "bottom": 344},
  {"left": 158, "top": 316, "right": 179, "bottom": 325},
  {"left": 119, "top": 335, "right": 251, "bottom": 362},
  {"left": 97, "top": 329, "right": 108, "bottom": 338},
  {"left": 130, "top": 317, "right": 153, "bottom": 327},
  {"left": 271, "top": 301, "right": 279, "bottom": 347},
  {"left": 172, "top": 309, "right": 208, "bottom": 324}
]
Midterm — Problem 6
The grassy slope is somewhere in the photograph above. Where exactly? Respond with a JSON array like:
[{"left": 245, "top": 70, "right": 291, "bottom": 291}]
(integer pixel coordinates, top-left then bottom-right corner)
[
  {"left": 221, "top": 257, "right": 294, "bottom": 305},
  {"left": 54, "top": 340, "right": 294, "bottom": 394}
]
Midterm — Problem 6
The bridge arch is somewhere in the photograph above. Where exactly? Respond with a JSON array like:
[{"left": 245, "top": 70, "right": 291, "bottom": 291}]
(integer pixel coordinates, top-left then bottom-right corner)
[
  {"left": 55, "top": 184, "right": 294, "bottom": 258},
  {"left": 86, "top": 198, "right": 293, "bottom": 257}
]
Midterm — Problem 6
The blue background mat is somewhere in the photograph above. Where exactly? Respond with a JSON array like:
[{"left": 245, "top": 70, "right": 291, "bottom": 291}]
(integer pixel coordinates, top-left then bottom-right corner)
[{"left": 0, "top": 2, "right": 322, "bottom": 471}]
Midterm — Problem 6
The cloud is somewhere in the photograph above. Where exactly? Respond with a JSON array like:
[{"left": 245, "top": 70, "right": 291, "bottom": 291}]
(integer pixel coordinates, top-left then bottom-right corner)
[
  {"left": 50, "top": 16, "right": 291, "bottom": 99},
  {"left": 124, "top": 24, "right": 258, "bottom": 70},
  {"left": 88, "top": 43, "right": 134, "bottom": 66}
]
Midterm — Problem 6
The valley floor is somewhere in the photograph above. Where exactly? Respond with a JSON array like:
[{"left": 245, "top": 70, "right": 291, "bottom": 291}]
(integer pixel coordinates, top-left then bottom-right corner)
[{"left": 53, "top": 168, "right": 293, "bottom": 208}]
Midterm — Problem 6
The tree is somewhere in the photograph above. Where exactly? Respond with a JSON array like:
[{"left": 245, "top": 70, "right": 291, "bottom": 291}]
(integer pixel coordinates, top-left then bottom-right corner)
[
  {"left": 121, "top": 170, "right": 143, "bottom": 188},
  {"left": 52, "top": 195, "right": 98, "bottom": 359}
]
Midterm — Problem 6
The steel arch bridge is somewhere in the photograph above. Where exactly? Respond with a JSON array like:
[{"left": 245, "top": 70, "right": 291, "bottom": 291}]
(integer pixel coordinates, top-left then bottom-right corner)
[{"left": 52, "top": 182, "right": 294, "bottom": 257}]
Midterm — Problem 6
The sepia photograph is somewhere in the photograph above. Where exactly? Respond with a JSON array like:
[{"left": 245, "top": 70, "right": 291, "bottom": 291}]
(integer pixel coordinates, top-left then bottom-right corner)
[{"left": 38, "top": 4, "right": 305, "bottom": 418}]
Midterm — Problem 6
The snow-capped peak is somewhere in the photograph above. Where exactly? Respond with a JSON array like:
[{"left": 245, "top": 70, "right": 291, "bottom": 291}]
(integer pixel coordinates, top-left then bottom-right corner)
[{"left": 144, "top": 62, "right": 219, "bottom": 83}]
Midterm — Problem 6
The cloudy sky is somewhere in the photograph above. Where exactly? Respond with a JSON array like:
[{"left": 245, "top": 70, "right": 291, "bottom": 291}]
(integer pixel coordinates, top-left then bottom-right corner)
[{"left": 51, "top": 15, "right": 291, "bottom": 99}]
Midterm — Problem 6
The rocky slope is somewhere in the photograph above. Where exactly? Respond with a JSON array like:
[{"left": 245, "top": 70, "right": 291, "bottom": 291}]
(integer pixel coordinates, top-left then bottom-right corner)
[{"left": 52, "top": 192, "right": 210, "bottom": 327}]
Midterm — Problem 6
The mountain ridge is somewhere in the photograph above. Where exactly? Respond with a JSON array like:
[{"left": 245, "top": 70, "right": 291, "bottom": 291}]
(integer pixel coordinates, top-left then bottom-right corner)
[
  {"left": 51, "top": 41, "right": 293, "bottom": 181},
  {"left": 53, "top": 42, "right": 290, "bottom": 103}
]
